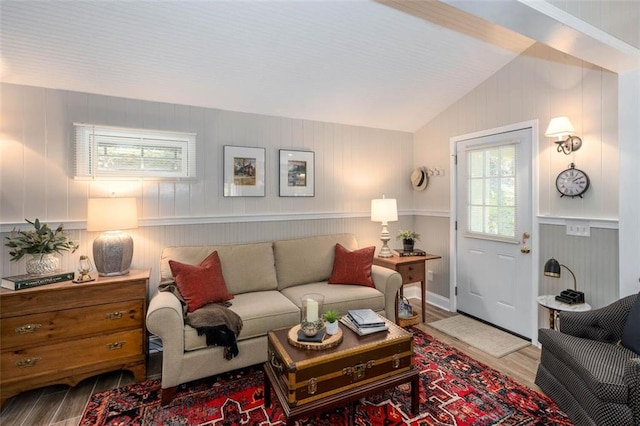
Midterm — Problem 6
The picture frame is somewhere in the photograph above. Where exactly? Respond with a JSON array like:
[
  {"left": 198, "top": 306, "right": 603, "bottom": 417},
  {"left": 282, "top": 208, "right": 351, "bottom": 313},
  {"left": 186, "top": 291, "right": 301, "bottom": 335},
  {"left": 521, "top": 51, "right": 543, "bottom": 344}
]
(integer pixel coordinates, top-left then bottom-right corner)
[
  {"left": 279, "top": 149, "right": 315, "bottom": 197},
  {"left": 223, "top": 146, "right": 266, "bottom": 197}
]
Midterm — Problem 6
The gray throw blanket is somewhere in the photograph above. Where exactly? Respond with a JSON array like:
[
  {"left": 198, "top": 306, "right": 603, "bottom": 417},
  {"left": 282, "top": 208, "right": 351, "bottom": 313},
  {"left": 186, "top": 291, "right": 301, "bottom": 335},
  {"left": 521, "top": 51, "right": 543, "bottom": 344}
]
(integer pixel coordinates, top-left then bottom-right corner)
[{"left": 158, "top": 281, "right": 243, "bottom": 359}]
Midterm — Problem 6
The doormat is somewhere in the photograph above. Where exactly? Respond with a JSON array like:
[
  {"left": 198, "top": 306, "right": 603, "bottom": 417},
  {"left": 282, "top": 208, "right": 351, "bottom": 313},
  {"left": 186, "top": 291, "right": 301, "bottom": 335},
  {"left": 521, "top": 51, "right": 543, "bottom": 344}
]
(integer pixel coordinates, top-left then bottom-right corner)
[
  {"left": 80, "top": 327, "right": 569, "bottom": 425},
  {"left": 429, "top": 315, "right": 530, "bottom": 357}
]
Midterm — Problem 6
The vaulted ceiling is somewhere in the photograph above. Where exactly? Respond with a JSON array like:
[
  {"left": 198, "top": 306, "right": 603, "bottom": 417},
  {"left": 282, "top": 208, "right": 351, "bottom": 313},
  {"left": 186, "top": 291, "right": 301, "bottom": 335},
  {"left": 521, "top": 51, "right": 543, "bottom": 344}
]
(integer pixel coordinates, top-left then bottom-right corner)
[{"left": 0, "top": 1, "right": 636, "bottom": 132}]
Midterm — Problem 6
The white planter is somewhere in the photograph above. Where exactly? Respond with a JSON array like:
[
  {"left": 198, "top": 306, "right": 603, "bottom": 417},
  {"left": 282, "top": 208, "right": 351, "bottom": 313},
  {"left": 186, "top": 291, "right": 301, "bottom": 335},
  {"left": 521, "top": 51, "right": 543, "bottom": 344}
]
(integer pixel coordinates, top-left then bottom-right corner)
[
  {"left": 326, "top": 320, "right": 339, "bottom": 335},
  {"left": 26, "top": 253, "right": 60, "bottom": 275}
]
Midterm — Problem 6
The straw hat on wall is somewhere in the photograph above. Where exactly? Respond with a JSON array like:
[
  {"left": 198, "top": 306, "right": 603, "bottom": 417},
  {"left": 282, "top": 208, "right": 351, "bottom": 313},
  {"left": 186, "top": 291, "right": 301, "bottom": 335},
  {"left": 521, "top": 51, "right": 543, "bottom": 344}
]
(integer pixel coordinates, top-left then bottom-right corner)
[{"left": 411, "top": 167, "right": 429, "bottom": 191}]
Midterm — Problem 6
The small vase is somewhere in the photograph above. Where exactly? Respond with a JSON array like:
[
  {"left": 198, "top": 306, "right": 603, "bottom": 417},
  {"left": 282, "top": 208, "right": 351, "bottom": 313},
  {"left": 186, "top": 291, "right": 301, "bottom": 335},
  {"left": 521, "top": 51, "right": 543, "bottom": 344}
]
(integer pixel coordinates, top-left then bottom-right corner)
[
  {"left": 326, "top": 320, "right": 339, "bottom": 335},
  {"left": 26, "top": 253, "right": 60, "bottom": 275}
]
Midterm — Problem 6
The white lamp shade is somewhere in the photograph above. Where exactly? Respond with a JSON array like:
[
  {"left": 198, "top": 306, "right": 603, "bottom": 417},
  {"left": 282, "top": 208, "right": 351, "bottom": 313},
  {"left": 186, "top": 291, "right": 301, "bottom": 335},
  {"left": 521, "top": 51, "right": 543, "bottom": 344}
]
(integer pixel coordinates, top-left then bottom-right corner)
[
  {"left": 545, "top": 116, "right": 575, "bottom": 138},
  {"left": 87, "top": 198, "right": 138, "bottom": 232},
  {"left": 371, "top": 198, "right": 398, "bottom": 223}
]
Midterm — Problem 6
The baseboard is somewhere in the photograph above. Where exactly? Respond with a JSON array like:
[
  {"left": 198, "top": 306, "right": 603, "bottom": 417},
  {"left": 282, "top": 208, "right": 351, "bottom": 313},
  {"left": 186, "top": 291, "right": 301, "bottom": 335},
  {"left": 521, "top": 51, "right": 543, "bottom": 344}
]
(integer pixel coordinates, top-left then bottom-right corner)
[{"left": 404, "top": 286, "right": 452, "bottom": 313}]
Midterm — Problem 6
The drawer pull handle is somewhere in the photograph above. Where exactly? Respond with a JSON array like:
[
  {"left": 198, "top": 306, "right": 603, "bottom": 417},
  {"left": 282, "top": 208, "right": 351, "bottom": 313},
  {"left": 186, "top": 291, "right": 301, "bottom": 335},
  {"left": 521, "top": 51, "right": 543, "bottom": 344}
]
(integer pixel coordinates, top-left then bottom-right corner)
[
  {"left": 16, "top": 357, "right": 41, "bottom": 368},
  {"left": 15, "top": 323, "right": 42, "bottom": 334},
  {"left": 106, "top": 341, "right": 126, "bottom": 350},
  {"left": 106, "top": 311, "right": 125, "bottom": 320}
]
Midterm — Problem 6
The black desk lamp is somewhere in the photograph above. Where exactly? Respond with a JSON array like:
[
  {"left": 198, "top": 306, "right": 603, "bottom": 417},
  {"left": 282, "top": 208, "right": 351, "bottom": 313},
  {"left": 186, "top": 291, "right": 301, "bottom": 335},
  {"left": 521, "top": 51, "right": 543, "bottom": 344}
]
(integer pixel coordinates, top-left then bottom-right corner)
[{"left": 544, "top": 257, "right": 584, "bottom": 304}]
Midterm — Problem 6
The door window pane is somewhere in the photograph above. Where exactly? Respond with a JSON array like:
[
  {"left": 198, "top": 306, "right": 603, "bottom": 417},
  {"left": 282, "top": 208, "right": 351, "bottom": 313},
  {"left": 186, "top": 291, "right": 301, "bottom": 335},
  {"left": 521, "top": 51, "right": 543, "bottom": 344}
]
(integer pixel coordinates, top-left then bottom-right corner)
[{"left": 467, "top": 145, "right": 517, "bottom": 238}]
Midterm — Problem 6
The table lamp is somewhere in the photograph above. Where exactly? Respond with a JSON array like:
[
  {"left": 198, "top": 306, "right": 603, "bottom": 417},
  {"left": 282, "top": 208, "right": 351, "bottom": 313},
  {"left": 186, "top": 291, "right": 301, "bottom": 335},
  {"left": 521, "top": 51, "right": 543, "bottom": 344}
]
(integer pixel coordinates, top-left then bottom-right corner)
[
  {"left": 544, "top": 257, "right": 584, "bottom": 304},
  {"left": 87, "top": 197, "right": 138, "bottom": 276},
  {"left": 371, "top": 196, "right": 398, "bottom": 258}
]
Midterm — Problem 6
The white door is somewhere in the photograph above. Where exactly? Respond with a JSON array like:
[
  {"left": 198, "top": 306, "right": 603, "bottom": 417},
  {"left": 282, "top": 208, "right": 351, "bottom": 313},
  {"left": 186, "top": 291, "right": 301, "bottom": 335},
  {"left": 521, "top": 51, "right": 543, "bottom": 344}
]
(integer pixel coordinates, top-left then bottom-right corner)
[{"left": 455, "top": 127, "right": 533, "bottom": 338}]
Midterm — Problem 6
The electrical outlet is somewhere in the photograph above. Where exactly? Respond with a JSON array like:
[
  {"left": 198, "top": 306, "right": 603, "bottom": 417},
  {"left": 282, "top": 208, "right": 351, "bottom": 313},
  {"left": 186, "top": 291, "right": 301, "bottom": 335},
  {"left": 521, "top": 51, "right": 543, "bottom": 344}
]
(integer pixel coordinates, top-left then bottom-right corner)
[
  {"left": 566, "top": 220, "right": 590, "bottom": 237},
  {"left": 427, "top": 270, "right": 434, "bottom": 281}
]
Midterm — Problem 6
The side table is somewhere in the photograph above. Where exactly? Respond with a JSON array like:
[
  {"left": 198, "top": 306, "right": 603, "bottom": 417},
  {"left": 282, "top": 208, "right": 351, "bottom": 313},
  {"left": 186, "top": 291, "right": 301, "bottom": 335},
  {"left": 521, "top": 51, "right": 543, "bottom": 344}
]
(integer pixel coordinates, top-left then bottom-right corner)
[
  {"left": 373, "top": 253, "right": 441, "bottom": 323},
  {"left": 537, "top": 294, "right": 591, "bottom": 330}
]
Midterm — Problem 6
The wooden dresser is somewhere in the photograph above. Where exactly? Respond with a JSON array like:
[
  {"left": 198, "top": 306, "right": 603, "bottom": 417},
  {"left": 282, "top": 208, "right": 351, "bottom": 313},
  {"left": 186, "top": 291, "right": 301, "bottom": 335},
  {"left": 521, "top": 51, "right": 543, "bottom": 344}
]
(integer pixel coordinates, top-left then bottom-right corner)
[{"left": 0, "top": 269, "right": 149, "bottom": 406}]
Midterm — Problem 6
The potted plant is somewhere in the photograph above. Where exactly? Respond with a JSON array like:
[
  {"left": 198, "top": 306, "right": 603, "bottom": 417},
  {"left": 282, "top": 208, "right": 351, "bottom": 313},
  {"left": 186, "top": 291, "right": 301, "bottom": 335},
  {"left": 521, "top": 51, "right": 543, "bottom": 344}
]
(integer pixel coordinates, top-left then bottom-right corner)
[
  {"left": 323, "top": 309, "right": 340, "bottom": 335},
  {"left": 5, "top": 218, "right": 79, "bottom": 275},
  {"left": 397, "top": 230, "right": 420, "bottom": 252}
]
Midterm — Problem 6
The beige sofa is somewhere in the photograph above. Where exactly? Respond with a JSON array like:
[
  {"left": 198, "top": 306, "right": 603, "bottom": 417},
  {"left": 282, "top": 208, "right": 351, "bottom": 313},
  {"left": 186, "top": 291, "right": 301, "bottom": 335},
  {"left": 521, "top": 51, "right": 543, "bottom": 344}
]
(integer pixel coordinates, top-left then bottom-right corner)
[{"left": 146, "top": 233, "right": 402, "bottom": 404}]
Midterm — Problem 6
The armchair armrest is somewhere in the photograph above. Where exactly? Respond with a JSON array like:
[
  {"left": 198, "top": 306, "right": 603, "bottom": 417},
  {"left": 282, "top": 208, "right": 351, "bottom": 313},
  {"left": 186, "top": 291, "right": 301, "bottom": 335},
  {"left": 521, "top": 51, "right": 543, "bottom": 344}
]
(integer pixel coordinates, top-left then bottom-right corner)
[
  {"left": 559, "top": 294, "right": 636, "bottom": 342},
  {"left": 371, "top": 265, "right": 402, "bottom": 320},
  {"left": 625, "top": 358, "right": 640, "bottom": 426}
]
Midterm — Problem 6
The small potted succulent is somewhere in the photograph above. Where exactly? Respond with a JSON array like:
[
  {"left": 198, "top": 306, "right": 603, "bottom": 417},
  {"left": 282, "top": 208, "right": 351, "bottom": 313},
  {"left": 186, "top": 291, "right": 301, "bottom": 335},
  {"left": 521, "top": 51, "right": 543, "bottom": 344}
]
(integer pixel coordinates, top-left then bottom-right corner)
[
  {"left": 4, "top": 218, "right": 79, "bottom": 275},
  {"left": 323, "top": 309, "right": 340, "bottom": 335},
  {"left": 397, "top": 230, "right": 420, "bottom": 252}
]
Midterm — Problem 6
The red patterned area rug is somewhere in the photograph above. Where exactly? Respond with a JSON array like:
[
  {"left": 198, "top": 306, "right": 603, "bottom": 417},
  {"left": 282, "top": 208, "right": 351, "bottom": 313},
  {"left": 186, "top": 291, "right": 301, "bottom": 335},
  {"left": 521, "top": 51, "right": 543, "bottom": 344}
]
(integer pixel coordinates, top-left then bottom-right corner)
[{"left": 81, "top": 328, "right": 570, "bottom": 425}]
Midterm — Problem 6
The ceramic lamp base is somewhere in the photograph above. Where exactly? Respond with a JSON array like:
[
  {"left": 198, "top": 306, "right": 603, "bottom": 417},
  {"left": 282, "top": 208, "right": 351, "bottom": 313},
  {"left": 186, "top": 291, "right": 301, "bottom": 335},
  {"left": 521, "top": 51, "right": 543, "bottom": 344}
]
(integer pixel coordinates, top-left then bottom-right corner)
[{"left": 93, "top": 231, "right": 133, "bottom": 276}]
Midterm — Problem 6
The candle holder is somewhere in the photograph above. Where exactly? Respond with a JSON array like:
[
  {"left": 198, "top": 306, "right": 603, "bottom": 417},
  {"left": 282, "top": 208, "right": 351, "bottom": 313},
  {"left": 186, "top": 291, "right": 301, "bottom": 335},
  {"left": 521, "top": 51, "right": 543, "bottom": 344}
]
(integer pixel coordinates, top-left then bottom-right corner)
[{"left": 301, "top": 293, "right": 325, "bottom": 337}]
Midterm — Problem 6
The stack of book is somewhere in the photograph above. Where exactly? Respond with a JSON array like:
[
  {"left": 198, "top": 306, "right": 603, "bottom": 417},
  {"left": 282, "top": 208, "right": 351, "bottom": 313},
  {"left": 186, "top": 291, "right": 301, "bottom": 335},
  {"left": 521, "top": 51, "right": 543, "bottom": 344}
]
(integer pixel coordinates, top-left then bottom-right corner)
[
  {"left": 340, "top": 308, "right": 389, "bottom": 336},
  {"left": 1, "top": 271, "right": 74, "bottom": 291},
  {"left": 395, "top": 248, "right": 427, "bottom": 257}
]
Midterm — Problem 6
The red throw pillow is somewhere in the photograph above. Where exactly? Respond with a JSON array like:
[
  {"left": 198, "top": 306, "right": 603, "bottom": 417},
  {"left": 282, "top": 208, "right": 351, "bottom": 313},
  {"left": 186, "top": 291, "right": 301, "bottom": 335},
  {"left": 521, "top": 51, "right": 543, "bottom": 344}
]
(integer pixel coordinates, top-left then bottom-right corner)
[
  {"left": 328, "top": 244, "right": 375, "bottom": 288},
  {"left": 169, "top": 251, "right": 233, "bottom": 313}
]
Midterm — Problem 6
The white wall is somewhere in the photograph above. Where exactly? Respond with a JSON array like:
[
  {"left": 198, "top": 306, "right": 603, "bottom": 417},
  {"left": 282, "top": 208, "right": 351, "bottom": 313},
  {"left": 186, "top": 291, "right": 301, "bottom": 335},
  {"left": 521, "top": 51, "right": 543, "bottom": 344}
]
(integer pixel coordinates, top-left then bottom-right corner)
[
  {"left": 0, "top": 83, "right": 415, "bottom": 292},
  {"left": 413, "top": 43, "right": 620, "bottom": 310}
]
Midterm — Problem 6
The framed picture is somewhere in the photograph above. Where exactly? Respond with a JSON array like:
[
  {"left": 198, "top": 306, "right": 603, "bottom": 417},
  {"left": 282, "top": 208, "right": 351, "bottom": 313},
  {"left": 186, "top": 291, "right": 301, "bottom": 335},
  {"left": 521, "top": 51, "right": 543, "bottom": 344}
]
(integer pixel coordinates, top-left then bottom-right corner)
[
  {"left": 279, "top": 149, "right": 315, "bottom": 197},
  {"left": 223, "top": 146, "right": 266, "bottom": 197}
]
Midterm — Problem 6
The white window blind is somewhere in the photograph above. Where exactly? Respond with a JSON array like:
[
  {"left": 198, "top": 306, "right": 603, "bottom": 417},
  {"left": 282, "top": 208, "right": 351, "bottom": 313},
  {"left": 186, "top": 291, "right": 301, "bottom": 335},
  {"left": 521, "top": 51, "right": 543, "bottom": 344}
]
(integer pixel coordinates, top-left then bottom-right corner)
[{"left": 74, "top": 123, "right": 196, "bottom": 180}]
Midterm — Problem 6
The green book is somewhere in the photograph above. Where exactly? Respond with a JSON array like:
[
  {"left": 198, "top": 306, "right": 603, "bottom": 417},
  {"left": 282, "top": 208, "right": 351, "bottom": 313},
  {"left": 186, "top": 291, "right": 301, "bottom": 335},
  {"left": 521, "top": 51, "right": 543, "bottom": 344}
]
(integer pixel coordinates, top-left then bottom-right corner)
[{"left": 1, "top": 271, "right": 74, "bottom": 291}]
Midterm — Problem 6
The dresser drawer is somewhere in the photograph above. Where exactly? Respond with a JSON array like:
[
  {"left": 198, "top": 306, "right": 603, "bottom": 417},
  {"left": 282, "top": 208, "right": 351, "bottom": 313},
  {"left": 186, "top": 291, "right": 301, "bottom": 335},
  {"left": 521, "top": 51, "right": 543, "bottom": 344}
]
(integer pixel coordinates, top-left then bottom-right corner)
[
  {"left": 397, "top": 262, "right": 425, "bottom": 284},
  {"left": 1, "top": 329, "right": 143, "bottom": 381},
  {"left": 1, "top": 300, "right": 144, "bottom": 350}
]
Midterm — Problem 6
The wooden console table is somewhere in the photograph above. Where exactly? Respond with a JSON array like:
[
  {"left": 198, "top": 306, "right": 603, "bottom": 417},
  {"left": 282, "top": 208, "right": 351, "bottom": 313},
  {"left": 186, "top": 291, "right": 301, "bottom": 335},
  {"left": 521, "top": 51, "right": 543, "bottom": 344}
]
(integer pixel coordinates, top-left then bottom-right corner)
[{"left": 373, "top": 253, "right": 441, "bottom": 323}]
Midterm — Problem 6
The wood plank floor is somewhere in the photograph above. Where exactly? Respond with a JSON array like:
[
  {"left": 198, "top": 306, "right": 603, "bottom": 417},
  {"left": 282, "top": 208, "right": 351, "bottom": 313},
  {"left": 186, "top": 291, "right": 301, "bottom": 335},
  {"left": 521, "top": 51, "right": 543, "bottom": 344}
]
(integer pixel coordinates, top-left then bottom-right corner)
[{"left": 0, "top": 302, "right": 542, "bottom": 425}]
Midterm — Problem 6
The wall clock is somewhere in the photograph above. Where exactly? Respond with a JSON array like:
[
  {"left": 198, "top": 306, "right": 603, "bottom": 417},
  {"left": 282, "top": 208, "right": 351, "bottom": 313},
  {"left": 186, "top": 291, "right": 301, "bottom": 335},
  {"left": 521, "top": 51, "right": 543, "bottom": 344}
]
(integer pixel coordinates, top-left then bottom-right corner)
[{"left": 555, "top": 163, "right": 590, "bottom": 198}]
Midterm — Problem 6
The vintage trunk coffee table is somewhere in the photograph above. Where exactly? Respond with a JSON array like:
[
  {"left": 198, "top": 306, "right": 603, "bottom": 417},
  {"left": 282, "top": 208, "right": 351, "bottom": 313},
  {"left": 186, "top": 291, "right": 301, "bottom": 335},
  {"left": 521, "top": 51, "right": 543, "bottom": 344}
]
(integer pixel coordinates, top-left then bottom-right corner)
[{"left": 264, "top": 317, "right": 419, "bottom": 425}]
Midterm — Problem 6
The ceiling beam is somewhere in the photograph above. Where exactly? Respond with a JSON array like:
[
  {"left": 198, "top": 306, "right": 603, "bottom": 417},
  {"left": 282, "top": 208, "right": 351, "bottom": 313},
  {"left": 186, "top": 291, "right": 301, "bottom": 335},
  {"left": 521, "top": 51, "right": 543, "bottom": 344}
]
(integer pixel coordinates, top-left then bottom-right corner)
[{"left": 440, "top": 0, "right": 639, "bottom": 73}]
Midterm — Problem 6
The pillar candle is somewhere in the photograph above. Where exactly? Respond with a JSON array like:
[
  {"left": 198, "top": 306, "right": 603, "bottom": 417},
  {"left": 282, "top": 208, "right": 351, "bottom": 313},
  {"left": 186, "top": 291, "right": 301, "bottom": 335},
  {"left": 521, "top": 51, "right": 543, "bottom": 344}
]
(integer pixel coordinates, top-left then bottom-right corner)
[{"left": 306, "top": 298, "right": 318, "bottom": 322}]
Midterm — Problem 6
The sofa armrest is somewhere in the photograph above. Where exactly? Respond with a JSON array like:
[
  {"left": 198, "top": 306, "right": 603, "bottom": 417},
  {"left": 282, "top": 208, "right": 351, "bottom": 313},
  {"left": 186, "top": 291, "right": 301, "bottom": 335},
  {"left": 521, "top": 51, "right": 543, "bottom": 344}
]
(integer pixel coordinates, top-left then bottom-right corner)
[
  {"left": 146, "top": 290, "right": 186, "bottom": 387},
  {"left": 559, "top": 294, "right": 636, "bottom": 342},
  {"left": 371, "top": 265, "right": 402, "bottom": 320},
  {"left": 625, "top": 358, "right": 640, "bottom": 426}
]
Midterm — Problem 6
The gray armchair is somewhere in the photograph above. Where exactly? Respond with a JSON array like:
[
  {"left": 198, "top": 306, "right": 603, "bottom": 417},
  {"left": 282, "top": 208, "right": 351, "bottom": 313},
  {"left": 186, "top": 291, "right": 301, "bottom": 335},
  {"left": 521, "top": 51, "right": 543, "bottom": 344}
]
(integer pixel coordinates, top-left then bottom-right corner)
[{"left": 536, "top": 294, "right": 640, "bottom": 425}]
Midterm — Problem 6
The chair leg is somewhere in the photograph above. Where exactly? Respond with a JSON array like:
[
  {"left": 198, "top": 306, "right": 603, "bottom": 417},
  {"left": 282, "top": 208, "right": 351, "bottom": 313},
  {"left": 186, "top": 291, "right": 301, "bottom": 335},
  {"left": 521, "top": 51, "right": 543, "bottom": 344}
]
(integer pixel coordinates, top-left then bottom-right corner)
[{"left": 160, "top": 386, "right": 178, "bottom": 406}]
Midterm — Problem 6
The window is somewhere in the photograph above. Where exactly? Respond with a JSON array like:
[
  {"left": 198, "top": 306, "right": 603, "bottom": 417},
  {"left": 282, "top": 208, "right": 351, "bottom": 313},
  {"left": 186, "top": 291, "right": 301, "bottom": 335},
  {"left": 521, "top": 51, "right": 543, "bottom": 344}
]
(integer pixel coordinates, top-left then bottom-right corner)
[
  {"left": 467, "top": 144, "right": 517, "bottom": 239},
  {"left": 74, "top": 123, "right": 196, "bottom": 180}
]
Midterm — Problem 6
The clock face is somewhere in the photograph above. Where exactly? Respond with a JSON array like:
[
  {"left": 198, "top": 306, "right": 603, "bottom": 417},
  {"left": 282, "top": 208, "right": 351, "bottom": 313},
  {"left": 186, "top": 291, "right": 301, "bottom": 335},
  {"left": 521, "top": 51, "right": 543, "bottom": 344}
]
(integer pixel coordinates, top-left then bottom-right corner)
[{"left": 556, "top": 165, "right": 590, "bottom": 198}]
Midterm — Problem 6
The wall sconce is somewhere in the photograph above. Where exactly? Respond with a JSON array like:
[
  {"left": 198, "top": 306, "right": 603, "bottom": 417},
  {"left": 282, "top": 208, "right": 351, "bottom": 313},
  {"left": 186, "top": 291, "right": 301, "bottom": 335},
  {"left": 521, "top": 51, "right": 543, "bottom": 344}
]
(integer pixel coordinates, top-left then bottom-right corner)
[
  {"left": 545, "top": 116, "right": 582, "bottom": 155},
  {"left": 371, "top": 196, "right": 398, "bottom": 258},
  {"left": 87, "top": 197, "right": 138, "bottom": 276}
]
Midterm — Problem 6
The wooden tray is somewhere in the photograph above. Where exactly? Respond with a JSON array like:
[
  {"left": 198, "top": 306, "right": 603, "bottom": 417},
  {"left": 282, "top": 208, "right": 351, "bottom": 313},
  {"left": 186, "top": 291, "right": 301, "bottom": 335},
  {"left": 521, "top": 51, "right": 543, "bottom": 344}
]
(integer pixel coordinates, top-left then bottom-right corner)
[{"left": 287, "top": 324, "right": 343, "bottom": 350}]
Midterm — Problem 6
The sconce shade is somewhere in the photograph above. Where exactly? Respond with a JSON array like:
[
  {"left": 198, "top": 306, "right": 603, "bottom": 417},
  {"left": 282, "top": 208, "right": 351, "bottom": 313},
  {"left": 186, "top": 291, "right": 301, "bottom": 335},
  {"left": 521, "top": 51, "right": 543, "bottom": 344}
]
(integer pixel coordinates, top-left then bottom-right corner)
[
  {"left": 87, "top": 198, "right": 138, "bottom": 276},
  {"left": 545, "top": 116, "right": 575, "bottom": 138},
  {"left": 371, "top": 198, "right": 398, "bottom": 223}
]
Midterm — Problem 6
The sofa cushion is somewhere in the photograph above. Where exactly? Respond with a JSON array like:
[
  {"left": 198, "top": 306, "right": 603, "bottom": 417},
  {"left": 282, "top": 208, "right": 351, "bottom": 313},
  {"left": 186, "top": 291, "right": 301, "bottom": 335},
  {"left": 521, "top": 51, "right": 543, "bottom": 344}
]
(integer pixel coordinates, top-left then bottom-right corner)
[
  {"left": 538, "top": 328, "right": 637, "bottom": 404},
  {"left": 169, "top": 251, "right": 233, "bottom": 313},
  {"left": 621, "top": 293, "right": 640, "bottom": 354},
  {"left": 281, "top": 282, "right": 385, "bottom": 316},
  {"left": 161, "top": 242, "right": 278, "bottom": 294},
  {"left": 274, "top": 233, "right": 358, "bottom": 290},
  {"left": 184, "top": 290, "right": 299, "bottom": 351},
  {"left": 328, "top": 244, "right": 375, "bottom": 287}
]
